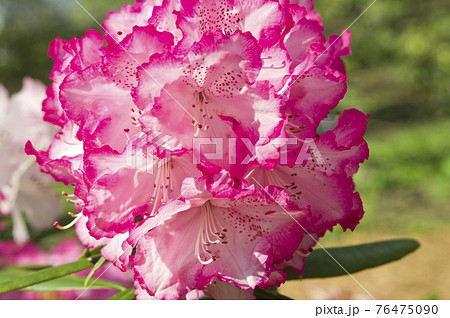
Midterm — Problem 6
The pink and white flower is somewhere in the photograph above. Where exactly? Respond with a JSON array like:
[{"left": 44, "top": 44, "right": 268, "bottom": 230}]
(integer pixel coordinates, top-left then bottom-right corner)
[
  {"left": 129, "top": 176, "right": 309, "bottom": 299},
  {"left": 26, "top": 0, "right": 369, "bottom": 299},
  {"left": 0, "top": 79, "right": 61, "bottom": 243}
]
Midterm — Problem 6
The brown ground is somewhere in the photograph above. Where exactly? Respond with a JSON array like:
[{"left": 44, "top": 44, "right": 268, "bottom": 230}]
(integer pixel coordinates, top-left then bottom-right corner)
[{"left": 279, "top": 230, "right": 450, "bottom": 300}]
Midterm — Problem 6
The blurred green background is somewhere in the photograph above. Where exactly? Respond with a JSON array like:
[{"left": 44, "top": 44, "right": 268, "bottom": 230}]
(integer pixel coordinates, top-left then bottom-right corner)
[{"left": 0, "top": 0, "right": 449, "bottom": 299}]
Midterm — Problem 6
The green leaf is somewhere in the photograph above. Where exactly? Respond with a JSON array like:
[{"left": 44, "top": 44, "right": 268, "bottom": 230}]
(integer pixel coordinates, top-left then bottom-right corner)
[
  {"left": 84, "top": 257, "right": 106, "bottom": 287},
  {"left": 0, "top": 268, "right": 125, "bottom": 292},
  {"left": 108, "top": 287, "right": 136, "bottom": 300},
  {"left": 0, "top": 268, "right": 33, "bottom": 284},
  {"left": 199, "top": 295, "right": 215, "bottom": 300},
  {"left": 254, "top": 287, "right": 292, "bottom": 300},
  {"left": 285, "top": 239, "right": 419, "bottom": 280},
  {"left": 24, "top": 276, "right": 125, "bottom": 292},
  {"left": 0, "top": 254, "right": 101, "bottom": 293},
  {"left": 4, "top": 264, "right": 52, "bottom": 271}
]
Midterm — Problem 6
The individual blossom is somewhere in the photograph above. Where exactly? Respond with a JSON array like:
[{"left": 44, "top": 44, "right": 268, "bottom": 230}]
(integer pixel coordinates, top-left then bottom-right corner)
[
  {"left": 133, "top": 30, "right": 286, "bottom": 165},
  {"left": 0, "top": 79, "right": 61, "bottom": 243},
  {"left": 128, "top": 175, "right": 309, "bottom": 299},
  {"left": 246, "top": 109, "right": 369, "bottom": 276},
  {"left": 79, "top": 142, "right": 202, "bottom": 241},
  {"left": 248, "top": 109, "right": 369, "bottom": 230}
]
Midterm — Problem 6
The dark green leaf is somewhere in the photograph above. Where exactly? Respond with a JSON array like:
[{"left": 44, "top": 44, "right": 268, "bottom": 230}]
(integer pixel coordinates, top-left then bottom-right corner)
[
  {"left": 285, "top": 239, "right": 419, "bottom": 280},
  {"left": 24, "top": 276, "right": 125, "bottom": 292},
  {"left": 0, "top": 268, "right": 33, "bottom": 284},
  {"left": 0, "top": 254, "right": 101, "bottom": 293},
  {"left": 108, "top": 287, "right": 136, "bottom": 300},
  {"left": 3, "top": 264, "right": 52, "bottom": 271},
  {"left": 0, "top": 268, "right": 125, "bottom": 292}
]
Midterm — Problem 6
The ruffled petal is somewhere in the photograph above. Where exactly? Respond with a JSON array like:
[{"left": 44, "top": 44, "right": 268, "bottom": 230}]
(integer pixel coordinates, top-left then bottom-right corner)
[
  {"left": 285, "top": 68, "right": 347, "bottom": 129},
  {"left": 249, "top": 109, "right": 369, "bottom": 233},
  {"left": 102, "top": 0, "right": 161, "bottom": 43},
  {"left": 104, "top": 24, "right": 174, "bottom": 90},
  {"left": 84, "top": 167, "right": 154, "bottom": 238},
  {"left": 276, "top": 232, "right": 318, "bottom": 274},
  {"left": 132, "top": 205, "right": 205, "bottom": 299},
  {"left": 283, "top": 17, "right": 324, "bottom": 69},
  {"left": 60, "top": 65, "right": 136, "bottom": 151},
  {"left": 44, "top": 31, "right": 105, "bottom": 127}
]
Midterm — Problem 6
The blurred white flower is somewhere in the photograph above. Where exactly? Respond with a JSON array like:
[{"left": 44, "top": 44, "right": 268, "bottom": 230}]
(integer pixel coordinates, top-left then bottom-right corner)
[{"left": 0, "top": 78, "right": 61, "bottom": 243}]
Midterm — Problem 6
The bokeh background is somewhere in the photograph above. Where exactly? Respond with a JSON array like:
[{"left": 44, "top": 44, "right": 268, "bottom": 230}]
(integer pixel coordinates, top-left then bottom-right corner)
[{"left": 0, "top": 0, "right": 449, "bottom": 299}]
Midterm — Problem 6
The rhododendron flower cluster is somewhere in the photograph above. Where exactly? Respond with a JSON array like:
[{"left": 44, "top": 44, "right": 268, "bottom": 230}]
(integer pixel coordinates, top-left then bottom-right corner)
[
  {"left": 0, "top": 79, "right": 61, "bottom": 244},
  {"left": 28, "top": 0, "right": 369, "bottom": 299}
]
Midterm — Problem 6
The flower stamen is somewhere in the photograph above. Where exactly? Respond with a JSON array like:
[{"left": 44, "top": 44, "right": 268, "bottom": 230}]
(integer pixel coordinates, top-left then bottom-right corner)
[
  {"left": 53, "top": 212, "right": 82, "bottom": 230},
  {"left": 149, "top": 157, "right": 173, "bottom": 216},
  {"left": 295, "top": 250, "right": 312, "bottom": 257},
  {"left": 195, "top": 202, "right": 228, "bottom": 265},
  {"left": 192, "top": 91, "right": 213, "bottom": 136},
  {"left": 58, "top": 132, "right": 82, "bottom": 146}
]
